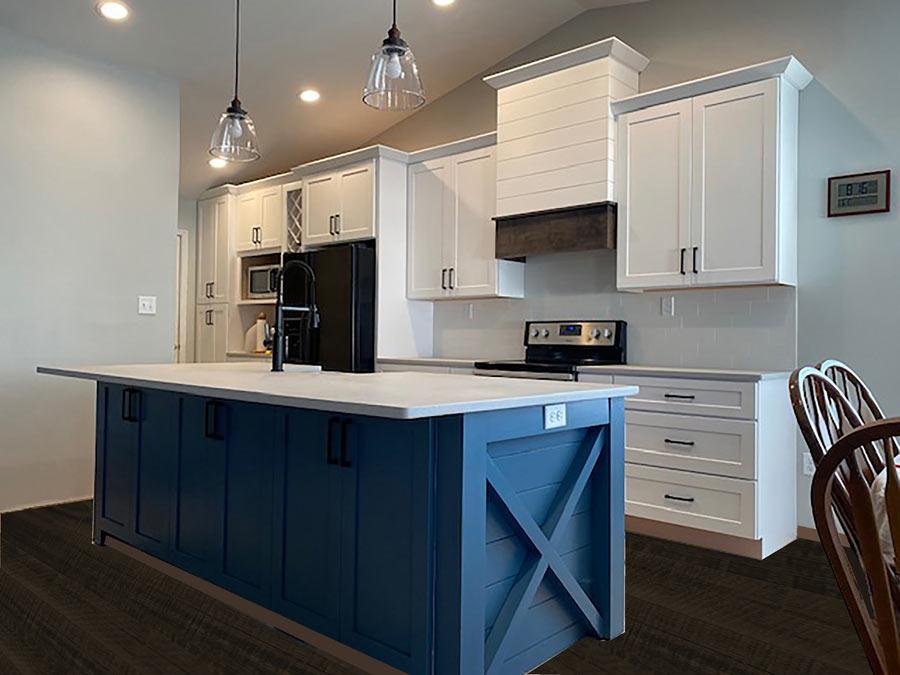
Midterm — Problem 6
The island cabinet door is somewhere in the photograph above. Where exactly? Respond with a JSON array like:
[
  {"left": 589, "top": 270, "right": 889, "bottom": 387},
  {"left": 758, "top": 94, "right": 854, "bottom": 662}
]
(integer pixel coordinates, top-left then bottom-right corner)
[
  {"left": 271, "top": 410, "right": 343, "bottom": 638},
  {"left": 172, "top": 396, "right": 276, "bottom": 605},
  {"left": 96, "top": 384, "right": 178, "bottom": 559},
  {"left": 338, "top": 416, "right": 433, "bottom": 675}
]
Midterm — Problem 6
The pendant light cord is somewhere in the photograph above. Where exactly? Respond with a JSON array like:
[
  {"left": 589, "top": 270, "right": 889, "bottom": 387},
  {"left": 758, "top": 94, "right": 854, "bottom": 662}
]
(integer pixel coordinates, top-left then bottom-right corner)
[
  {"left": 233, "top": 0, "right": 241, "bottom": 102},
  {"left": 392, "top": 0, "right": 397, "bottom": 28}
]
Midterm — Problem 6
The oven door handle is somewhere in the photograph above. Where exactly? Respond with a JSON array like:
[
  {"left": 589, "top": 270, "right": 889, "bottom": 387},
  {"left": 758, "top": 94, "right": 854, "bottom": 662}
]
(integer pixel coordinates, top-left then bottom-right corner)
[{"left": 474, "top": 370, "right": 576, "bottom": 382}]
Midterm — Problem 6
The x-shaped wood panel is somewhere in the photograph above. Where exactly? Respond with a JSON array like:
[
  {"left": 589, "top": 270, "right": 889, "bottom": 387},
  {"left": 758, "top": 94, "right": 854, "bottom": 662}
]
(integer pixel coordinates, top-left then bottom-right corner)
[{"left": 484, "top": 428, "right": 607, "bottom": 674}]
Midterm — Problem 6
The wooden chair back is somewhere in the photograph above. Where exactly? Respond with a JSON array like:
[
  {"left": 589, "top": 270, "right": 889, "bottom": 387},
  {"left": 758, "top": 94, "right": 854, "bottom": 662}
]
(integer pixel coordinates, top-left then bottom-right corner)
[
  {"left": 812, "top": 418, "right": 900, "bottom": 674},
  {"left": 818, "top": 359, "right": 886, "bottom": 425}
]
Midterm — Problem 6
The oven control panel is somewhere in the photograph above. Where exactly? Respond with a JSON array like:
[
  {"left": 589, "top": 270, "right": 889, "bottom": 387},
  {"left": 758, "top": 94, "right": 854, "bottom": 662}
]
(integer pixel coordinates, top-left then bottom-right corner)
[{"left": 524, "top": 321, "right": 619, "bottom": 347}]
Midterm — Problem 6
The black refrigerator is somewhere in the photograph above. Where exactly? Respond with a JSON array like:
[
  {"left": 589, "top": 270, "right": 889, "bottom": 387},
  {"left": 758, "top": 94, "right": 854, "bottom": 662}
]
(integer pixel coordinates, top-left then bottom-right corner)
[{"left": 282, "top": 242, "right": 376, "bottom": 373}]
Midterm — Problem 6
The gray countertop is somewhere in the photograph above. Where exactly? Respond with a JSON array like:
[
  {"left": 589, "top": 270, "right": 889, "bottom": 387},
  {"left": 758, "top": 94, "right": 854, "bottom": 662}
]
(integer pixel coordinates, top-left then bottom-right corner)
[{"left": 377, "top": 358, "right": 789, "bottom": 382}]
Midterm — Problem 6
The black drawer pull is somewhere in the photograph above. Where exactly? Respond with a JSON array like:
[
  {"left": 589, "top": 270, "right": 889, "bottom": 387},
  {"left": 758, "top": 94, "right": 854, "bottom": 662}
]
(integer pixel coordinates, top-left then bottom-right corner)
[
  {"left": 679, "top": 248, "right": 686, "bottom": 275},
  {"left": 664, "top": 393, "right": 696, "bottom": 400},
  {"left": 205, "top": 401, "right": 224, "bottom": 440},
  {"left": 326, "top": 418, "right": 340, "bottom": 465},
  {"left": 339, "top": 419, "right": 352, "bottom": 468},
  {"left": 664, "top": 494, "right": 695, "bottom": 503},
  {"left": 664, "top": 438, "right": 695, "bottom": 447}
]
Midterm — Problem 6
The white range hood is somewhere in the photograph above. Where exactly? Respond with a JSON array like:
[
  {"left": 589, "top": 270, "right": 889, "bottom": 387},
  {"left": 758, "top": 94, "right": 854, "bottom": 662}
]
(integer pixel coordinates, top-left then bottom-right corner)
[{"left": 484, "top": 37, "right": 649, "bottom": 221}]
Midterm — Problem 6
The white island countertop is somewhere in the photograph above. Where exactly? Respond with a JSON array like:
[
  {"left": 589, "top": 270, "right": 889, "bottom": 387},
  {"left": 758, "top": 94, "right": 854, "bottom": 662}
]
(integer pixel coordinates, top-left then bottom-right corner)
[{"left": 38, "top": 362, "right": 638, "bottom": 420}]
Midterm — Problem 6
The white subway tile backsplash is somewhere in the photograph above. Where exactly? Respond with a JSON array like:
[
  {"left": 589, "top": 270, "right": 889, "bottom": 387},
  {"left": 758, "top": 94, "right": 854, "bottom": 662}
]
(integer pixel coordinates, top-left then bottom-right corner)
[{"left": 434, "top": 249, "right": 797, "bottom": 370}]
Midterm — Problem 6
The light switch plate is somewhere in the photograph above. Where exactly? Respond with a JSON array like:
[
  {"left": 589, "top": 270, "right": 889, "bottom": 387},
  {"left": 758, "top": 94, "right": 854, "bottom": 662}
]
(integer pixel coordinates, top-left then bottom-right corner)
[
  {"left": 138, "top": 296, "right": 157, "bottom": 315},
  {"left": 802, "top": 452, "right": 815, "bottom": 477},
  {"left": 544, "top": 404, "right": 567, "bottom": 430},
  {"left": 661, "top": 295, "right": 676, "bottom": 317}
]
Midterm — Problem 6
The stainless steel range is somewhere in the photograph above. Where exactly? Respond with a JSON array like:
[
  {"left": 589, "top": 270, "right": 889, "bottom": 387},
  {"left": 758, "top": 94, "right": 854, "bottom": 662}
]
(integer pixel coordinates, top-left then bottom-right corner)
[{"left": 474, "top": 320, "right": 627, "bottom": 381}]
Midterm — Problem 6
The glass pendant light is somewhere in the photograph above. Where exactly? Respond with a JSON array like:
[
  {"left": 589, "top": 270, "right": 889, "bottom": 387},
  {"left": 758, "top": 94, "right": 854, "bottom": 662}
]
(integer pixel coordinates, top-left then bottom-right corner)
[
  {"left": 363, "top": 0, "right": 425, "bottom": 111},
  {"left": 209, "top": 0, "right": 260, "bottom": 163}
]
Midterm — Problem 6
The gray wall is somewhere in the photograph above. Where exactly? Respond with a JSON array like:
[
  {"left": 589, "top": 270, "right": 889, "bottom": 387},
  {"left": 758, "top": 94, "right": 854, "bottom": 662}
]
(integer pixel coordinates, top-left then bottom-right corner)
[
  {"left": 0, "top": 28, "right": 180, "bottom": 512},
  {"left": 371, "top": 0, "right": 900, "bottom": 528}
]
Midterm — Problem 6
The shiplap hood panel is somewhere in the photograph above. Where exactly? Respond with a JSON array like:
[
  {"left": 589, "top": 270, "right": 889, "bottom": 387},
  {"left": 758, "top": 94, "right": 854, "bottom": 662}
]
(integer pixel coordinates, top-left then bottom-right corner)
[{"left": 484, "top": 38, "right": 649, "bottom": 244}]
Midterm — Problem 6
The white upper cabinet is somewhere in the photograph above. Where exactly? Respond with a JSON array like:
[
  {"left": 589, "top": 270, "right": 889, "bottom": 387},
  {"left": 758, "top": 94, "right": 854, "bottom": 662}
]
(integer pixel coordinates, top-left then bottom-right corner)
[
  {"left": 617, "top": 99, "right": 692, "bottom": 290},
  {"left": 303, "top": 172, "right": 340, "bottom": 246},
  {"left": 613, "top": 57, "right": 811, "bottom": 291},
  {"left": 407, "top": 158, "right": 451, "bottom": 299},
  {"left": 691, "top": 80, "right": 777, "bottom": 286},
  {"left": 302, "top": 160, "right": 376, "bottom": 246},
  {"left": 407, "top": 142, "right": 524, "bottom": 301},
  {"left": 197, "top": 195, "right": 230, "bottom": 305},
  {"left": 235, "top": 186, "right": 284, "bottom": 253}
]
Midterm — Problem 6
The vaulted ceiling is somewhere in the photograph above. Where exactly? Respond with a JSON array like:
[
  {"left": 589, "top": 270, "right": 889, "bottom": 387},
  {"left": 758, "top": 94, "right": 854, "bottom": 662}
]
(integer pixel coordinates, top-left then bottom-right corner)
[{"left": 0, "top": 0, "right": 646, "bottom": 197}]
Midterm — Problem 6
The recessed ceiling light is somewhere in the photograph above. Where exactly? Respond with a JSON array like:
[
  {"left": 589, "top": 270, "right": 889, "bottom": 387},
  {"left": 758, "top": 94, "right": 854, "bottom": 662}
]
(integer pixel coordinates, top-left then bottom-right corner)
[
  {"left": 209, "top": 158, "right": 228, "bottom": 169},
  {"left": 95, "top": 1, "right": 130, "bottom": 21},
  {"left": 433, "top": 0, "right": 455, "bottom": 6},
  {"left": 299, "top": 89, "right": 321, "bottom": 103}
]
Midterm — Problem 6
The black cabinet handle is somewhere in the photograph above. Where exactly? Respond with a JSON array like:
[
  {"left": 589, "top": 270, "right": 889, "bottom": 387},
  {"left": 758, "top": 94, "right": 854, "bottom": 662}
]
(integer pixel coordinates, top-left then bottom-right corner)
[
  {"left": 205, "top": 401, "right": 224, "bottom": 440},
  {"left": 664, "top": 494, "right": 695, "bottom": 503},
  {"left": 335, "top": 214, "right": 341, "bottom": 234},
  {"left": 664, "top": 393, "right": 696, "bottom": 400},
  {"left": 448, "top": 268, "right": 455, "bottom": 290},
  {"left": 339, "top": 419, "right": 352, "bottom": 468},
  {"left": 692, "top": 246, "right": 699, "bottom": 274},
  {"left": 326, "top": 418, "right": 340, "bottom": 465},
  {"left": 122, "top": 388, "right": 141, "bottom": 422},
  {"left": 664, "top": 438, "right": 696, "bottom": 447},
  {"left": 680, "top": 248, "right": 686, "bottom": 275},
  {"left": 441, "top": 268, "right": 448, "bottom": 290}
]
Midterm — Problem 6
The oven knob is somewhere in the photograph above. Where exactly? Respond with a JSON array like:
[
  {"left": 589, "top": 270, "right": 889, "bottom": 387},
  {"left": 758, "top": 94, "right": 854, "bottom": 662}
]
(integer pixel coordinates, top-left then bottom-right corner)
[
  {"left": 530, "top": 328, "right": 539, "bottom": 338},
  {"left": 591, "top": 329, "right": 602, "bottom": 339},
  {"left": 541, "top": 329, "right": 550, "bottom": 338},
  {"left": 603, "top": 328, "right": 613, "bottom": 339}
]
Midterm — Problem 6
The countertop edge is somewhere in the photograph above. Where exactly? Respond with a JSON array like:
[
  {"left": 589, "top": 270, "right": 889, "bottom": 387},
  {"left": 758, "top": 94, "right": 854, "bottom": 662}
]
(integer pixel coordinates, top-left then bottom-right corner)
[{"left": 38, "top": 367, "right": 639, "bottom": 420}]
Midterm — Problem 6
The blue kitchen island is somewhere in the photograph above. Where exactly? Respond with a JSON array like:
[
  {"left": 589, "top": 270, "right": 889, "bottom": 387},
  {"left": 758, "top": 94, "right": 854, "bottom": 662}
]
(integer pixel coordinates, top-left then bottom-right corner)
[{"left": 39, "top": 363, "right": 637, "bottom": 675}]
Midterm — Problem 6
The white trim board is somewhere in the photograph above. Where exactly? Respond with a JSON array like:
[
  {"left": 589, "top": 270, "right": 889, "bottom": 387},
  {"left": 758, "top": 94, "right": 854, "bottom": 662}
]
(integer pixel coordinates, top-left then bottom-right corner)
[
  {"left": 611, "top": 56, "right": 813, "bottom": 116},
  {"left": 484, "top": 37, "right": 649, "bottom": 89}
]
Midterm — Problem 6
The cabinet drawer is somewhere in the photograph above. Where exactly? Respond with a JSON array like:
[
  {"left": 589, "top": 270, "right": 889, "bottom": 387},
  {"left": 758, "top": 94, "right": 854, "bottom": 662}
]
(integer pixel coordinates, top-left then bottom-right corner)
[
  {"left": 625, "top": 464, "right": 756, "bottom": 538},
  {"left": 625, "top": 411, "right": 757, "bottom": 479},
  {"left": 377, "top": 364, "right": 450, "bottom": 374},
  {"left": 616, "top": 376, "right": 756, "bottom": 419},
  {"left": 577, "top": 373, "right": 614, "bottom": 385}
]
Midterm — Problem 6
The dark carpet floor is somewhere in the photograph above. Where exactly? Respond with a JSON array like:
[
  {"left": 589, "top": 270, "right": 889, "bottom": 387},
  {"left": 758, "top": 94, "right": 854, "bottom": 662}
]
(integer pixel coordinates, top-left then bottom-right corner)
[{"left": 0, "top": 501, "right": 868, "bottom": 674}]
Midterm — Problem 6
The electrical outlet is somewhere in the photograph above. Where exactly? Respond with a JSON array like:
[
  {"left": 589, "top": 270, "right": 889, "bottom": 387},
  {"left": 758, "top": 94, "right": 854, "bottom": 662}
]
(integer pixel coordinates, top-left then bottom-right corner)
[
  {"left": 803, "top": 452, "right": 815, "bottom": 477},
  {"left": 138, "top": 296, "right": 157, "bottom": 315},
  {"left": 544, "top": 404, "right": 567, "bottom": 430},
  {"left": 466, "top": 303, "right": 475, "bottom": 321},
  {"left": 661, "top": 295, "right": 676, "bottom": 317}
]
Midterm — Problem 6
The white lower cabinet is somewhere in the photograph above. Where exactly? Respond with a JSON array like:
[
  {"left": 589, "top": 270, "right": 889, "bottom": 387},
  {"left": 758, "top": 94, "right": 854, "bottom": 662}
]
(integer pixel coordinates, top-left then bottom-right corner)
[
  {"left": 195, "top": 305, "right": 228, "bottom": 363},
  {"left": 581, "top": 371, "right": 796, "bottom": 558},
  {"left": 624, "top": 464, "right": 757, "bottom": 538}
]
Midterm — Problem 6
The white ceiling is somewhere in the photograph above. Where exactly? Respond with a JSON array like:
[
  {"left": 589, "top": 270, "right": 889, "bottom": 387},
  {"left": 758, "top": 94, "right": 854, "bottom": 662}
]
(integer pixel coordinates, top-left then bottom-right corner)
[{"left": 0, "top": 0, "right": 644, "bottom": 198}]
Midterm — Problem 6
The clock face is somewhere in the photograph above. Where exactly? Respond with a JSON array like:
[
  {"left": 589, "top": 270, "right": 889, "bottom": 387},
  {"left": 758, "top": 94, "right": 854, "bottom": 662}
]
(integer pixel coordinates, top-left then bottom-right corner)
[{"left": 829, "top": 171, "right": 890, "bottom": 216}]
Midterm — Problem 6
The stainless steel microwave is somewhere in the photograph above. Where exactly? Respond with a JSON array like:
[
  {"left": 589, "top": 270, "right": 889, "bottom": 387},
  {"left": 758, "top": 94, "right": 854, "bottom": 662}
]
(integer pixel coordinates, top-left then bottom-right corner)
[{"left": 247, "top": 264, "right": 279, "bottom": 299}]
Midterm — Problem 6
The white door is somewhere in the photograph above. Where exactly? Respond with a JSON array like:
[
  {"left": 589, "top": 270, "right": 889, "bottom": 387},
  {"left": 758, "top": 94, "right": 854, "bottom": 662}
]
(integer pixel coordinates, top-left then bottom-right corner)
[
  {"left": 616, "top": 99, "right": 692, "bottom": 290},
  {"left": 407, "top": 159, "right": 451, "bottom": 299},
  {"left": 236, "top": 192, "right": 260, "bottom": 252},
  {"left": 210, "top": 197, "right": 230, "bottom": 303},
  {"left": 258, "top": 186, "right": 284, "bottom": 249},
  {"left": 197, "top": 198, "right": 216, "bottom": 304},
  {"left": 337, "top": 162, "right": 375, "bottom": 242},
  {"left": 691, "top": 79, "right": 777, "bottom": 286},
  {"left": 449, "top": 147, "right": 497, "bottom": 297},
  {"left": 195, "top": 305, "right": 227, "bottom": 363},
  {"left": 303, "top": 173, "right": 340, "bottom": 246}
]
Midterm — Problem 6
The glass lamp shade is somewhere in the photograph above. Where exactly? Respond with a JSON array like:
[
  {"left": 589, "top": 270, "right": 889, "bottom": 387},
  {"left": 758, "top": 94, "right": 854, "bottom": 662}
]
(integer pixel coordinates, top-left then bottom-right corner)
[
  {"left": 363, "top": 42, "right": 425, "bottom": 111},
  {"left": 209, "top": 102, "right": 260, "bottom": 163}
]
